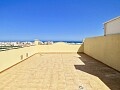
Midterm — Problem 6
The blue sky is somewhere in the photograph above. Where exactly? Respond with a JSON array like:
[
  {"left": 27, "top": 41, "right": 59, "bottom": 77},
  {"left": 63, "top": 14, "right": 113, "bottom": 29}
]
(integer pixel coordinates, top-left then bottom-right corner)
[{"left": 0, "top": 0, "right": 120, "bottom": 41}]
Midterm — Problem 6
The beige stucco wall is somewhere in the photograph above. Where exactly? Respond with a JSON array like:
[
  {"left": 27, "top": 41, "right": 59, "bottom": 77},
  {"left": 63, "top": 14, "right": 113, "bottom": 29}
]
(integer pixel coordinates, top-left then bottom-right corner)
[
  {"left": 36, "top": 42, "right": 84, "bottom": 53},
  {"left": 105, "top": 17, "right": 120, "bottom": 35},
  {"left": 0, "top": 46, "right": 37, "bottom": 72},
  {"left": 84, "top": 34, "right": 120, "bottom": 71}
]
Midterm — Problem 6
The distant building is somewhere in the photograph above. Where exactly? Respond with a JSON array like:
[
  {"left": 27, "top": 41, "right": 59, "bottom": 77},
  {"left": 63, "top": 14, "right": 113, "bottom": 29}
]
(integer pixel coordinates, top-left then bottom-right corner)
[
  {"left": 34, "top": 39, "right": 43, "bottom": 45},
  {"left": 47, "top": 41, "right": 53, "bottom": 45},
  {"left": 104, "top": 16, "right": 120, "bottom": 35},
  {"left": 44, "top": 41, "right": 53, "bottom": 45}
]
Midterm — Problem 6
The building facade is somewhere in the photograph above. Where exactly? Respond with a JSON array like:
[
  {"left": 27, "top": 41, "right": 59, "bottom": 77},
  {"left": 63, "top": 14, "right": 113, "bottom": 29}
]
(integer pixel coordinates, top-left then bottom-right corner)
[{"left": 104, "top": 16, "right": 120, "bottom": 35}]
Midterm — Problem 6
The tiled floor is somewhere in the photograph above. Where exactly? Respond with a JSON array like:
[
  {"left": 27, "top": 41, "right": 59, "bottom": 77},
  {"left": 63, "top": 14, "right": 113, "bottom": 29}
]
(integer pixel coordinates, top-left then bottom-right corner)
[{"left": 0, "top": 53, "right": 120, "bottom": 90}]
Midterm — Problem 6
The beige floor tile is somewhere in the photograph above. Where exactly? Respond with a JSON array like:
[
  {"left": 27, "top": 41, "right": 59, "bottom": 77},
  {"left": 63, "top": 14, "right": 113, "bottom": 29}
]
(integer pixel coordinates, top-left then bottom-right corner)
[{"left": 0, "top": 53, "right": 120, "bottom": 90}]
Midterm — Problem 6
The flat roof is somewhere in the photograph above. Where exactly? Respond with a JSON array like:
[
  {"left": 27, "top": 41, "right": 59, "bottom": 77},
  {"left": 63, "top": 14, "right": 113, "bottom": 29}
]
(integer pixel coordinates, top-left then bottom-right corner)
[
  {"left": 104, "top": 16, "right": 120, "bottom": 24},
  {"left": 1, "top": 53, "right": 120, "bottom": 89}
]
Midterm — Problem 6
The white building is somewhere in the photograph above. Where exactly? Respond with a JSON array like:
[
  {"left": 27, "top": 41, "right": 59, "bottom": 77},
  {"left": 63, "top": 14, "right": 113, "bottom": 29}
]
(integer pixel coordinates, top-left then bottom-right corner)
[{"left": 104, "top": 16, "right": 120, "bottom": 35}]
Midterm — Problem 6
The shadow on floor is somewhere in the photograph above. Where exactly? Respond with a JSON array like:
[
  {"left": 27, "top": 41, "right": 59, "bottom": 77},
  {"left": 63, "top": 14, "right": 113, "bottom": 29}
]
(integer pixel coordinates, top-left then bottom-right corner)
[{"left": 75, "top": 53, "right": 120, "bottom": 90}]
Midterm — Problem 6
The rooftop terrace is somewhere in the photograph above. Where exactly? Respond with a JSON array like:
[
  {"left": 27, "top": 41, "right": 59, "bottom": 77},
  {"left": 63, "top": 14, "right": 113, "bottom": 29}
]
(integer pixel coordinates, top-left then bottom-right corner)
[
  {"left": 0, "top": 53, "right": 120, "bottom": 90},
  {"left": 0, "top": 33, "right": 120, "bottom": 90}
]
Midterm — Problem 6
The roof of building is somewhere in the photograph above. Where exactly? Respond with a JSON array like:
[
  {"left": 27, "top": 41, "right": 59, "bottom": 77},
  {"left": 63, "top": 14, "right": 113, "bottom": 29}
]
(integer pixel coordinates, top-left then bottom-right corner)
[{"left": 104, "top": 16, "right": 120, "bottom": 24}]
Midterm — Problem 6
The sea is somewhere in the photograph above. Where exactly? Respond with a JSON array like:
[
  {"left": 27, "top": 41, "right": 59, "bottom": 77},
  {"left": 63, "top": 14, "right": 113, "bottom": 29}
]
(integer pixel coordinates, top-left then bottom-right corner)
[{"left": 51, "top": 41, "right": 83, "bottom": 44}]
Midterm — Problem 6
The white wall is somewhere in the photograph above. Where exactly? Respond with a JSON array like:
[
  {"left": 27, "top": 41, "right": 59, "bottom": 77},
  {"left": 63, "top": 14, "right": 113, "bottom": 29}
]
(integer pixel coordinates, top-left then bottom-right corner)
[{"left": 105, "top": 17, "right": 120, "bottom": 35}]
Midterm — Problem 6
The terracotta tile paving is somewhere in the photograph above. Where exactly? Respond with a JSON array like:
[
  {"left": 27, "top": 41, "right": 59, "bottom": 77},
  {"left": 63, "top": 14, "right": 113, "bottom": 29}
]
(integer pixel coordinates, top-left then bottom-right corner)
[{"left": 0, "top": 53, "right": 120, "bottom": 90}]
